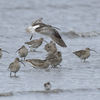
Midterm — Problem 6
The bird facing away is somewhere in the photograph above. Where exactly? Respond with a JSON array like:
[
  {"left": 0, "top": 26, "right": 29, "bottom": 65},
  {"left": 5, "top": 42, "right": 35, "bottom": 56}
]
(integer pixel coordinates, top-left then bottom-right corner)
[
  {"left": 26, "top": 59, "right": 50, "bottom": 69},
  {"left": 0, "top": 48, "right": 9, "bottom": 59},
  {"left": 73, "top": 47, "right": 97, "bottom": 62},
  {"left": 44, "top": 41, "right": 57, "bottom": 55},
  {"left": 8, "top": 58, "right": 25, "bottom": 76},
  {"left": 44, "top": 82, "right": 51, "bottom": 90},
  {"left": 26, "top": 18, "right": 67, "bottom": 47},
  {"left": 15, "top": 45, "right": 28, "bottom": 60},
  {"left": 25, "top": 37, "right": 43, "bottom": 52},
  {"left": 45, "top": 51, "right": 62, "bottom": 67}
]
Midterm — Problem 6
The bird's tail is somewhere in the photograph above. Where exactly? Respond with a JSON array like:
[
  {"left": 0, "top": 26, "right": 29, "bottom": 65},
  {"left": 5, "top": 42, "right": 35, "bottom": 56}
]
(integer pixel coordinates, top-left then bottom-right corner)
[{"left": 24, "top": 42, "right": 30, "bottom": 45}]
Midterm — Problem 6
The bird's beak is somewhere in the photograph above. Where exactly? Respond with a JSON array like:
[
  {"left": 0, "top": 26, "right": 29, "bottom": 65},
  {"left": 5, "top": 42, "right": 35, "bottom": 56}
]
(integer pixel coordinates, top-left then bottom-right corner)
[
  {"left": 15, "top": 49, "right": 20, "bottom": 53},
  {"left": 52, "top": 26, "right": 60, "bottom": 30},
  {"left": 2, "top": 50, "right": 9, "bottom": 53},
  {"left": 43, "top": 39, "right": 48, "bottom": 44},
  {"left": 90, "top": 49, "right": 97, "bottom": 53},
  {"left": 19, "top": 60, "right": 25, "bottom": 66}
]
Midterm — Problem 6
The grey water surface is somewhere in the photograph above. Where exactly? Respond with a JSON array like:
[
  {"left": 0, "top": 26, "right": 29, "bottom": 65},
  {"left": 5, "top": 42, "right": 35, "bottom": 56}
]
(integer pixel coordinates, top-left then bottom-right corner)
[{"left": 0, "top": 0, "right": 100, "bottom": 100}]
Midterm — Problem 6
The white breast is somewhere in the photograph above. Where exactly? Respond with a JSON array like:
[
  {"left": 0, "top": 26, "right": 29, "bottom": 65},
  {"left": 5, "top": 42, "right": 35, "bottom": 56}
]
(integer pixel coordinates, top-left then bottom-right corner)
[{"left": 26, "top": 25, "right": 40, "bottom": 34}]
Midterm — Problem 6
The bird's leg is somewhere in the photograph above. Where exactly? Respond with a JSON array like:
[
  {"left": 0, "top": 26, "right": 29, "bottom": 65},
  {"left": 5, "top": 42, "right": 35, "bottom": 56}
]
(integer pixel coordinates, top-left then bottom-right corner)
[
  {"left": 24, "top": 57, "right": 25, "bottom": 61},
  {"left": 14, "top": 73, "right": 16, "bottom": 77},
  {"left": 21, "top": 58, "right": 23, "bottom": 61},
  {"left": 30, "top": 47, "right": 33, "bottom": 52},
  {"left": 51, "top": 65, "right": 54, "bottom": 68},
  {"left": 33, "top": 49, "right": 36, "bottom": 52},
  {"left": 54, "top": 65, "right": 59, "bottom": 68},
  {"left": 59, "top": 64, "right": 62, "bottom": 67},
  {"left": 10, "top": 72, "right": 11, "bottom": 76},
  {"left": 30, "top": 34, "right": 33, "bottom": 40},
  {"left": 84, "top": 59, "right": 85, "bottom": 62},
  {"left": 52, "top": 66, "right": 55, "bottom": 68}
]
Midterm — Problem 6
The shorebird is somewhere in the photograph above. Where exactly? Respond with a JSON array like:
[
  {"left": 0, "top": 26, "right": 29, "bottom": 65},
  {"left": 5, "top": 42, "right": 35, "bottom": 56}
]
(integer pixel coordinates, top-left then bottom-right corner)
[
  {"left": 15, "top": 45, "right": 28, "bottom": 60},
  {"left": 0, "top": 48, "right": 9, "bottom": 59},
  {"left": 45, "top": 51, "right": 62, "bottom": 67},
  {"left": 44, "top": 41, "right": 57, "bottom": 55},
  {"left": 44, "top": 82, "right": 51, "bottom": 90},
  {"left": 26, "top": 18, "right": 67, "bottom": 47},
  {"left": 25, "top": 37, "right": 43, "bottom": 51},
  {"left": 26, "top": 59, "right": 50, "bottom": 69},
  {"left": 73, "top": 47, "right": 97, "bottom": 62},
  {"left": 8, "top": 58, "right": 25, "bottom": 76}
]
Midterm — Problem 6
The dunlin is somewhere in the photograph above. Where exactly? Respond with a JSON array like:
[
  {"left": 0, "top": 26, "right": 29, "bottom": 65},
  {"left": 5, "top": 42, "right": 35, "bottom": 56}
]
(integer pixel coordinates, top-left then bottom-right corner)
[
  {"left": 46, "top": 51, "right": 62, "bottom": 67},
  {"left": 15, "top": 45, "right": 28, "bottom": 60},
  {"left": 8, "top": 58, "right": 25, "bottom": 76},
  {"left": 73, "top": 47, "right": 97, "bottom": 62},
  {"left": 26, "top": 18, "right": 67, "bottom": 47},
  {"left": 44, "top": 82, "right": 51, "bottom": 90},
  {"left": 0, "top": 48, "right": 9, "bottom": 59},
  {"left": 25, "top": 37, "right": 43, "bottom": 51},
  {"left": 26, "top": 59, "right": 50, "bottom": 69},
  {"left": 44, "top": 41, "right": 57, "bottom": 55}
]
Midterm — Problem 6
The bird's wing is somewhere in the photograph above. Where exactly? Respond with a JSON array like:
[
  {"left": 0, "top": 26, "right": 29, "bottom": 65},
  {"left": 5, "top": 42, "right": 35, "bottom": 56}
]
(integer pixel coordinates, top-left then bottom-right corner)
[
  {"left": 45, "top": 54, "right": 56, "bottom": 60},
  {"left": 36, "top": 27, "right": 67, "bottom": 47},
  {"left": 31, "top": 18, "right": 43, "bottom": 26},
  {"left": 26, "top": 59, "right": 44, "bottom": 64},
  {"left": 27, "top": 59, "right": 45, "bottom": 67},
  {"left": 32, "top": 59, "right": 45, "bottom": 63},
  {"left": 25, "top": 39, "right": 37, "bottom": 45},
  {"left": 8, "top": 62, "right": 14, "bottom": 69},
  {"left": 74, "top": 50, "right": 86, "bottom": 57},
  {"left": 51, "top": 29, "right": 67, "bottom": 47},
  {"left": 30, "top": 40, "right": 37, "bottom": 45}
]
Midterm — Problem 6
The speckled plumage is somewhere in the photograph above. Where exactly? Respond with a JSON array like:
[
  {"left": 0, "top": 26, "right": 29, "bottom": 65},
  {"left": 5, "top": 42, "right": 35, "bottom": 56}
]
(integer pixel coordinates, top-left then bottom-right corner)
[
  {"left": 26, "top": 59, "right": 50, "bottom": 69},
  {"left": 44, "top": 41, "right": 57, "bottom": 55},
  {"left": 25, "top": 38, "right": 43, "bottom": 51},
  {"left": 45, "top": 51, "right": 62, "bottom": 67},
  {"left": 26, "top": 18, "right": 67, "bottom": 47},
  {"left": 16, "top": 45, "right": 28, "bottom": 60},
  {"left": 8, "top": 58, "right": 25, "bottom": 76},
  {"left": 73, "top": 47, "right": 97, "bottom": 62}
]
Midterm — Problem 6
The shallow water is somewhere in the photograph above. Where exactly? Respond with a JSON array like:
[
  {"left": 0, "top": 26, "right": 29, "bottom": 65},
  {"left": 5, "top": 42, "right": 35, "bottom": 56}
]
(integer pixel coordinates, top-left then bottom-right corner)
[{"left": 0, "top": 0, "right": 100, "bottom": 100}]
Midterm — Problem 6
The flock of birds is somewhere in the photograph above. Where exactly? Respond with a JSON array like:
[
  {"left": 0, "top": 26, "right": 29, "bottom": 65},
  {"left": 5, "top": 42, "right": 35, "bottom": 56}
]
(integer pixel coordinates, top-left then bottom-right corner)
[{"left": 0, "top": 18, "right": 97, "bottom": 90}]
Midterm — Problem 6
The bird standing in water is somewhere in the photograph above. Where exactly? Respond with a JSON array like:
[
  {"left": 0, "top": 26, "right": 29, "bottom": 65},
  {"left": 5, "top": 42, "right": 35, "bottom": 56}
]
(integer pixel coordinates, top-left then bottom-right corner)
[
  {"left": 73, "top": 47, "right": 97, "bottom": 62},
  {"left": 44, "top": 41, "right": 57, "bottom": 55},
  {"left": 25, "top": 37, "right": 43, "bottom": 52},
  {"left": 8, "top": 58, "right": 25, "bottom": 76},
  {"left": 45, "top": 51, "right": 62, "bottom": 67},
  {"left": 15, "top": 45, "right": 28, "bottom": 60}
]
